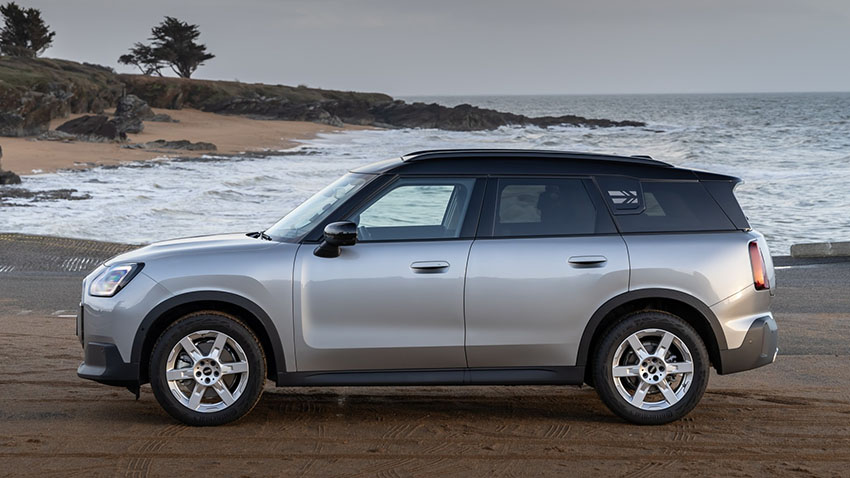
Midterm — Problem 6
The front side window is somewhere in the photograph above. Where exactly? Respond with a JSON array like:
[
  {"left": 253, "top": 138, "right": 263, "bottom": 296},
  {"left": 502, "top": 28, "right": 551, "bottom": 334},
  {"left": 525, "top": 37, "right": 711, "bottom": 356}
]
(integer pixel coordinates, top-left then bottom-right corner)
[
  {"left": 494, "top": 178, "right": 614, "bottom": 237},
  {"left": 350, "top": 178, "right": 476, "bottom": 241},
  {"left": 266, "top": 173, "right": 369, "bottom": 241}
]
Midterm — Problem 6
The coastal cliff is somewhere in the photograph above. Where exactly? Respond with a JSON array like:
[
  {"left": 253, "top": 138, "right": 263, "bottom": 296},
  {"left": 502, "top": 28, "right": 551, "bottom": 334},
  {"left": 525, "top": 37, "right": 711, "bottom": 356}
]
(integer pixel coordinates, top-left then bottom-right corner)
[{"left": 1, "top": 56, "right": 644, "bottom": 137}]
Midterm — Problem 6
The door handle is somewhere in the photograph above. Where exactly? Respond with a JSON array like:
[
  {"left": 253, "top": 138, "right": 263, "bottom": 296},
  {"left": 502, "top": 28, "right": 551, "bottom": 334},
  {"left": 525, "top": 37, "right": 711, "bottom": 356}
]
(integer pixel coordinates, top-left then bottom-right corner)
[
  {"left": 568, "top": 255, "right": 607, "bottom": 267},
  {"left": 410, "top": 261, "right": 450, "bottom": 272}
]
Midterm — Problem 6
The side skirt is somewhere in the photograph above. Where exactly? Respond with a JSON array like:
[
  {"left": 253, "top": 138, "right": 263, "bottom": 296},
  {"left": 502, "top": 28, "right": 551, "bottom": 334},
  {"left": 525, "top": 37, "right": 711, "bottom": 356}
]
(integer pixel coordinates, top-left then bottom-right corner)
[{"left": 276, "top": 366, "right": 585, "bottom": 387}]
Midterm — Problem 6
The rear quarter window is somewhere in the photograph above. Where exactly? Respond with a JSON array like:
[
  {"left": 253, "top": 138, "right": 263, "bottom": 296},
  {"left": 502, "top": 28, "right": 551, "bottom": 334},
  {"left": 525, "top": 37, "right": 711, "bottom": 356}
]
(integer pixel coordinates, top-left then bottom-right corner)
[{"left": 597, "top": 178, "right": 736, "bottom": 233}]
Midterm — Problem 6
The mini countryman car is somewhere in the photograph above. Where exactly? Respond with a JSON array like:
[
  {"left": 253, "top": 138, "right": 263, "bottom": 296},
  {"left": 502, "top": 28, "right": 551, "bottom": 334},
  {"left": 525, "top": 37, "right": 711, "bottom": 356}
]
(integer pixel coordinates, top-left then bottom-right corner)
[{"left": 77, "top": 149, "right": 777, "bottom": 426}]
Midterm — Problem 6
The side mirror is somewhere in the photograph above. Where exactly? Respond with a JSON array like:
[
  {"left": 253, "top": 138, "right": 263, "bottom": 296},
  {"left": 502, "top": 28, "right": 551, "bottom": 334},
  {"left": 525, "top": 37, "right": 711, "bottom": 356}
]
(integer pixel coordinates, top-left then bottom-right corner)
[{"left": 314, "top": 221, "right": 357, "bottom": 258}]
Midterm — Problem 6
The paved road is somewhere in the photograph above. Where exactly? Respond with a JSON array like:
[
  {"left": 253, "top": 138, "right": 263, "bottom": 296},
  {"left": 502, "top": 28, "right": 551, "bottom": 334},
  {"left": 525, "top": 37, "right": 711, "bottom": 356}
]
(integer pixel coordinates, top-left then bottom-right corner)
[{"left": 0, "top": 234, "right": 848, "bottom": 477}]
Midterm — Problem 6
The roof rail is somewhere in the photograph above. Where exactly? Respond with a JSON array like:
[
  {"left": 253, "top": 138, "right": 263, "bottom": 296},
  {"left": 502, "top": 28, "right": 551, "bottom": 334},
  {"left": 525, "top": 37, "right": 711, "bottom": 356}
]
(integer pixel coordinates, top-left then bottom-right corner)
[{"left": 400, "top": 149, "right": 672, "bottom": 167}]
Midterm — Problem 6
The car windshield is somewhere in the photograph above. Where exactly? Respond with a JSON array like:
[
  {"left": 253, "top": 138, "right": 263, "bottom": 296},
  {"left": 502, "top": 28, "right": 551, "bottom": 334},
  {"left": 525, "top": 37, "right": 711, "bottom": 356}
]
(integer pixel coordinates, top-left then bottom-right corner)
[{"left": 266, "top": 173, "right": 370, "bottom": 241}]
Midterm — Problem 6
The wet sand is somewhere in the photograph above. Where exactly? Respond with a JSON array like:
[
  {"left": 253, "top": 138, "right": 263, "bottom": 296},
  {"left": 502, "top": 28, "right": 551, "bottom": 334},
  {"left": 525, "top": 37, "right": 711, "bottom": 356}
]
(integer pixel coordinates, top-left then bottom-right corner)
[
  {"left": 1, "top": 109, "right": 366, "bottom": 175},
  {"left": 0, "top": 234, "right": 848, "bottom": 476}
]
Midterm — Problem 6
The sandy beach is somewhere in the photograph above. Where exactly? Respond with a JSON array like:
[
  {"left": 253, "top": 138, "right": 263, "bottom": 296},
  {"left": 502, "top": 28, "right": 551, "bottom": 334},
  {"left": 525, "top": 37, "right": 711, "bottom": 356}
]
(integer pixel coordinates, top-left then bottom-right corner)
[
  {"left": 1, "top": 108, "right": 366, "bottom": 175},
  {"left": 0, "top": 234, "right": 849, "bottom": 476}
]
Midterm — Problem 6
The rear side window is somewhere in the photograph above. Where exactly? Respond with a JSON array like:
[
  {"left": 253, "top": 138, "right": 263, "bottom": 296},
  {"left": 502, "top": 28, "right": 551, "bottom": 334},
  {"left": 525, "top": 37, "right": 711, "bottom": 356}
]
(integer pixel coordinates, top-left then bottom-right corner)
[
  {"left": 598, "top": 178, "right": 735, "bottom": 233},
  {"left": 493, "top": 178, "right": 615, "bottom": 237}
]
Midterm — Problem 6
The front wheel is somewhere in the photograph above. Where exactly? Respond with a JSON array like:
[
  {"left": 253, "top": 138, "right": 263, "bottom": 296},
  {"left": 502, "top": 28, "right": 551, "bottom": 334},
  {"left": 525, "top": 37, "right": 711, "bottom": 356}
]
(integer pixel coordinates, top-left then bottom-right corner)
[
  {"left": 592, "top": 310, "right": 709, "bottom": 425},
  {"left": 149, "top": 312, "right": 266, "bottom": 426}
]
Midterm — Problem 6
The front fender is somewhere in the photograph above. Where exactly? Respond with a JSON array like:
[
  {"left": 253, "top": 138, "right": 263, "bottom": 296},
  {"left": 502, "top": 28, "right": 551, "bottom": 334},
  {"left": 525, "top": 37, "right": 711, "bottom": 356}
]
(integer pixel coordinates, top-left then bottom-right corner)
[{"left": 130, "top": 291, "right": 289, "bottom": 382}]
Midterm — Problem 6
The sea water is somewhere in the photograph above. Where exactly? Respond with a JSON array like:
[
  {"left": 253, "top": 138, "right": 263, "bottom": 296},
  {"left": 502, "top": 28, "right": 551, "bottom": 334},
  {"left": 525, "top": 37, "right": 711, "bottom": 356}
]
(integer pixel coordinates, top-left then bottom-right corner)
[{"left": 2, "top": 92, "right": 848, "bottom": 254}]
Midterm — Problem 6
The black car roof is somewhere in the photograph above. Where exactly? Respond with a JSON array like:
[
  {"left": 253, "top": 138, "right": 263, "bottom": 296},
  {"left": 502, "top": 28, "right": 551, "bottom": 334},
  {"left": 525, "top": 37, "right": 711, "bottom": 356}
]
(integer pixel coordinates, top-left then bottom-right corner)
[{"left": 351, "top": 149, "right": 739, "bottom": 181}]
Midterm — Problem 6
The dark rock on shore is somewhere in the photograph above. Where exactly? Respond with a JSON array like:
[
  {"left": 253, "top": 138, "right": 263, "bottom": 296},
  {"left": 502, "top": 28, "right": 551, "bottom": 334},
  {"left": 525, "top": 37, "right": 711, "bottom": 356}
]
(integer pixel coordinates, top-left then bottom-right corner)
[
  {"left": 0, "top": 187, "right": 90, "bottom": 204},
  {"left": 112, "top": 94, "right": 149, "bottom": 134},
  {"left": 122, "top": 139, "right": 216, "bottom": 151},
  {"left": 36, "top": 130, "right": 77, "bottom": 142},
  {"left": 56, "top": 115, "right": 126, "bottom": 141},
  {"left": 115, "top": 94, "right": 154, "bottom": 120},
  {"left": 0, "top": 145, "right": 22, "bottom": 185},
  {"left": 111, "top": 115, "right": 144, "bottom": 134},
  {"left": 0, "top": 169, "right": 20, "bottom": 184},
  {"left": 148, "top": 113, "right": 177, "bottom": 123}
]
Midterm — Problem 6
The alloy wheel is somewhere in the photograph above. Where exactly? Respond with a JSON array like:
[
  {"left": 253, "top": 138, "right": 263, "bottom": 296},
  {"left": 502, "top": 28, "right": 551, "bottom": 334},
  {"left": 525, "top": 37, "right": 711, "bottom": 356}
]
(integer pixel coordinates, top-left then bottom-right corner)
[
  {"left": 611, "top": 328, "right": 695, "bottom": 411},
  {"left": 165, "top": 330, "right": 250, "bottom": 413}
]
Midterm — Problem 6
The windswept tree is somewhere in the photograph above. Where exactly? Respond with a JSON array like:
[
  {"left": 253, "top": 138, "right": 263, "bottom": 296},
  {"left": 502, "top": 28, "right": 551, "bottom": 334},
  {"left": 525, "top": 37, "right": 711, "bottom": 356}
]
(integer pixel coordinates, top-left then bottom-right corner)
[
  {"left": 0, "top": 2, "right": 55, "bottom": 57},
  {"left": 118, "top": 16, "right": 214, "bottom": 78},
  {"left": 118, "top": 42, "right": 163, "bottom": 76}
]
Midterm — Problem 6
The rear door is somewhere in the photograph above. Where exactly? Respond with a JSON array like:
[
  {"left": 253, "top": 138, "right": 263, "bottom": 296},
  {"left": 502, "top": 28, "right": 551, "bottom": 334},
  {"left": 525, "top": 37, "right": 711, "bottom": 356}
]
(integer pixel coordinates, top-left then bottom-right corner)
[{"left": 464, "top": 177, "right": 630, "bottom": 367}]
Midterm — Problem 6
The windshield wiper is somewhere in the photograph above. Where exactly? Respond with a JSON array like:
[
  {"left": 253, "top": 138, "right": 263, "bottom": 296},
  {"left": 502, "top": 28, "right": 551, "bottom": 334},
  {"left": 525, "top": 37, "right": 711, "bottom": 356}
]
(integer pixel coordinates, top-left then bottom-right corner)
[{"left": 246, "top": 231, "right": 273, "bottom": 241}]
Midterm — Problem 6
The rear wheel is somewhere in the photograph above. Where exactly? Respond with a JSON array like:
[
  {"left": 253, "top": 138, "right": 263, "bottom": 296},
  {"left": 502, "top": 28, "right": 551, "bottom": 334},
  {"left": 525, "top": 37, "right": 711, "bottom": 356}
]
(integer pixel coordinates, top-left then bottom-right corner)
[
  {"left": 592, "top": 310, "right": 709, "bottom": 425},
  {"left": 149, "top": 312, "right": 266, "bottom": 426}
]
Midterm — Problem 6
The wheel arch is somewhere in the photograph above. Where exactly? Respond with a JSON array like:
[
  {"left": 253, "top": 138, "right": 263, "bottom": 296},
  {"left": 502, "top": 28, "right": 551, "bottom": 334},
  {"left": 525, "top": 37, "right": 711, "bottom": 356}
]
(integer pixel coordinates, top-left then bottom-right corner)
[
  {"left": 132, "top": 291, "right": 285, "bottom": 384},
  {"left": 577, "top": 289, "right": 726, "bottom": 382}
]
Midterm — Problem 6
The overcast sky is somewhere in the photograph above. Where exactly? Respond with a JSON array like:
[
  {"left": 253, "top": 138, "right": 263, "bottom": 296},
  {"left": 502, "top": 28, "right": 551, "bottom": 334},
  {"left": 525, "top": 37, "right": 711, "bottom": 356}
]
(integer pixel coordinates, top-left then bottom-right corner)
[{"left": 24, "top": 0, "right": 850, "bottom": 96}]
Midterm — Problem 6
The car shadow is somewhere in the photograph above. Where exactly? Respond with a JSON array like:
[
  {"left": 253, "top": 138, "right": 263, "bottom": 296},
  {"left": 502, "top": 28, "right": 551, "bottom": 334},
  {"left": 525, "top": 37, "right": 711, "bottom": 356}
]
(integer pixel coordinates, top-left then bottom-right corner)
[{"left": 247, "top": 385, "right": 621, "bottom": 424}]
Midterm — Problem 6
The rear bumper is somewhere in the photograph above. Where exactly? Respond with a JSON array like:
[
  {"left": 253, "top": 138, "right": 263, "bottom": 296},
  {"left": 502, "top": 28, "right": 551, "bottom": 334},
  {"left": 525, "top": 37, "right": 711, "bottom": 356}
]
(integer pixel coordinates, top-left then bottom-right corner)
[
  {"left": 77, "top": 342, "right": 140, "bottom": 387},
  {"left": 718, "top": 315, "right": 778, "bottom": 374}
]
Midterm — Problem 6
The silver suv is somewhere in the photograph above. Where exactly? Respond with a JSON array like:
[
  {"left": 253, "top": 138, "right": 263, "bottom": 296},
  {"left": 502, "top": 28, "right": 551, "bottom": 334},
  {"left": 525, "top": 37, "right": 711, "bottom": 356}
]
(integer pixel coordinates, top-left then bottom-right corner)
[{"left": 77, "top": 149, "right": 778, "bottom": 426}]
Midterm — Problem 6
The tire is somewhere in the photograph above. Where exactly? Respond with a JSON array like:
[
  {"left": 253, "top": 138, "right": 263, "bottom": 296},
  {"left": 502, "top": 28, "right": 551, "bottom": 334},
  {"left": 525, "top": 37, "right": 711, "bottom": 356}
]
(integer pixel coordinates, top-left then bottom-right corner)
[
  {"left": 149, "top": 311, "right": 266, "bottom": 426},
  {"left": 592, "top": 310, "right": 709, "bottom": 425}
]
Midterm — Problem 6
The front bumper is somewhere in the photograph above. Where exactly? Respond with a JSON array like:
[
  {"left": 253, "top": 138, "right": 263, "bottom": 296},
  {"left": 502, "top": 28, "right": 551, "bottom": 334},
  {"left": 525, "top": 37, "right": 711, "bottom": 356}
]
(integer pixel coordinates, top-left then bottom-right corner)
[
  {"left": 76, "top": 301, "right": 139, "bottom": 387},
  {"left": 76, "top": 270, "right": 168, "bottom": 391},
  {"left": 77, "top": 342, "right": 140, "bottom": 387},
  {"left": 718, "top": 315, "right": 778, "bottom": 374}
]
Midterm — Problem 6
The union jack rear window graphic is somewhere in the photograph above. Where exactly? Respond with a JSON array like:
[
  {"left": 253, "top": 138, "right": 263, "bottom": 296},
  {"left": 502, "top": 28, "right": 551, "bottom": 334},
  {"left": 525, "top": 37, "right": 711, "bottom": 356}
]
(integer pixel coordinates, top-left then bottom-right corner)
[{"left": 608, "top": 190, "right": 639, "bottom": 205}]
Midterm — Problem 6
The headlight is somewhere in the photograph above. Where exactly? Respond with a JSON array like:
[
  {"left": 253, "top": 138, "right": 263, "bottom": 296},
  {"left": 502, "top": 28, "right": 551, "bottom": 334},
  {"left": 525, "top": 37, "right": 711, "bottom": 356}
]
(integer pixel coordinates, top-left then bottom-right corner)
[{"left": 89, "top": 263, "right": 144, "bottom": 297}]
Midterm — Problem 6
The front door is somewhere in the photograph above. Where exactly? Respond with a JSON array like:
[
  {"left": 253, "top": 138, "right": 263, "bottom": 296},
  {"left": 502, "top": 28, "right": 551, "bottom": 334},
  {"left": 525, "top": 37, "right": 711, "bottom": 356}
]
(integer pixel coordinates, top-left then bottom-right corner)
[{"left": 293, "top": 177, "right": 483, "bottom": 371}]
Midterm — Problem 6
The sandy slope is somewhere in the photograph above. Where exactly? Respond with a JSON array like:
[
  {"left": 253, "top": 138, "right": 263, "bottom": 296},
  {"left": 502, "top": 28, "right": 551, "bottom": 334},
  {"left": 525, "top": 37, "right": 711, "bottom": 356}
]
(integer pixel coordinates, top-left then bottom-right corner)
[{"left": 0, "top": 109, "right": 365, "bottom": 175}]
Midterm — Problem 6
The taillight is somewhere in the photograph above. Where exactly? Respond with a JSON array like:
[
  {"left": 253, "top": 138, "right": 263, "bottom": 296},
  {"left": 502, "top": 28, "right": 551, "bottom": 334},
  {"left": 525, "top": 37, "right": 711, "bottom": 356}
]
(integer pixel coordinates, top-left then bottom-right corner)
[{"left": 749, "top": 241, "right": 770, "bottom": 290}]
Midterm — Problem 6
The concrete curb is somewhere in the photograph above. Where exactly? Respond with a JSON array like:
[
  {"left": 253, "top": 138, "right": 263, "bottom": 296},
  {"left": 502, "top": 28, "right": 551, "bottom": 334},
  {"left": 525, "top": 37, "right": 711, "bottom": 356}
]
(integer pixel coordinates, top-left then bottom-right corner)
[{"left": 790, "top": 241, "right": 850, "bottom": 258}]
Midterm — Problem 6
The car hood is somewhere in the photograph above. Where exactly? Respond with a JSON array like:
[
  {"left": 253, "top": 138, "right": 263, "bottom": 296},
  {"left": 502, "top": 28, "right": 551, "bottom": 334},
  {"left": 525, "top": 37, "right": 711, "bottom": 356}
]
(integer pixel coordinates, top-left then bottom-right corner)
[{"left": 104, "top": 233, "right": 280, "bottom": 266}]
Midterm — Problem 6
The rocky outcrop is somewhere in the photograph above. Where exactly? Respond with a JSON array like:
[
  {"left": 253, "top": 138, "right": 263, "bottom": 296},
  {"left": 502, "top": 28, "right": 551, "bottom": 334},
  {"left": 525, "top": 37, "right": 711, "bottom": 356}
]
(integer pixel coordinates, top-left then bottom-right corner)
[
  {"left": 2, "top": 57, "right": 646, "bottom": 138},
  {"left": 0, "top": 90, "right": 66, "bottom": 137},
  {"left": 56, "top": 115, "right": 126, "bottom": 141},
  {"left": 361, "top": 101, "right": 646, "bottom": 131},
  {"left": 120, "top": 75, "right": 646, "bottom": 130},
  {"left": 0, "top": 57, "right": 124, "bottom": 137},
  {"left": 0, "top": 145, "right": 22, "bottom": 185},
  {"left": 195, "top": 96, "right": 645, "bottom": 131},
  {"left": 201, "top": 96, "right": 344, "bottom": 126},
  {"left": 122, "top": 139, "right": 216, "bottom": 151}
]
